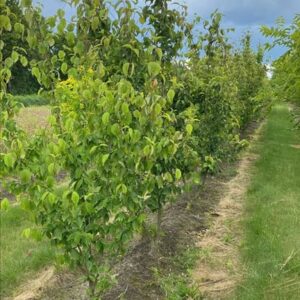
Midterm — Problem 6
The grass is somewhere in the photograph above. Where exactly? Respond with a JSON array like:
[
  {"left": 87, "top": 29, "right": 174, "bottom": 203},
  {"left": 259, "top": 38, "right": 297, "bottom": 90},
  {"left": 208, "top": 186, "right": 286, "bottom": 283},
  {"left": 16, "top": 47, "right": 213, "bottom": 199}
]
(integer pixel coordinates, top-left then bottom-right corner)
[
  {"left": 236, "top": 103, "right": 300, "bottom": 299},
  {"left": 153, "top": 247, "right": 202, "bottom": 300},
  {"left": 0, "top": 207, "right": 55, "bottom": 298},
  {"left": 15, "top": 105, "right": 51, "bottom": 134},
  {"left": 14, "top": 94, "right": 50, "bottom": 107}
]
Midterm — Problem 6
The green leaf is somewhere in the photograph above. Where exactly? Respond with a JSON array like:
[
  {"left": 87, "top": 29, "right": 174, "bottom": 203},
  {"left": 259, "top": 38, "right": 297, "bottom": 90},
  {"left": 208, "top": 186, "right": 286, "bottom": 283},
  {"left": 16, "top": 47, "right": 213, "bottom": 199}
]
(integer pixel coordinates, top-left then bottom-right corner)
[
  {"left": 102, "top": 154, "right": 110, "bottom": 166},
  {"left": 48, "top": 163, "right": 55, "bottom": 175},
  {"left": 102, "top": 112, "right": 110, "bottom": 125},
  {"left": 148, "top": 62, "right": 161, "bottom": 77},
  {"left": 57, "top": 8, "right": 65, "bottom": 18},
  {"left": 20, "top": 197, "right": 34, "bottom": 211},
  {"left": 175, "top": 168, "right": 182, "bottom": 180},
  {"left": 71, "top": 191, "right": 80, "bottom": 205},
  {"left": 154, "top": 103, "right": 162, "bottom": 115},
  {"left": 4, "top": 153, "right": 15, "bottom": 168},
  {"left": 91, "top": 16, "right": 99, "bottom": 31},
  {"left": 22, "top": 228, "right": 31, "bottom": 239},
  {"left": 122, "top": 44, "right": 139, "bottom": 57},
  {"left": 186, "top": 124, "right": 193, "bottom": 135},
  {"left": 61, "top": 62, "right": 68, "bottom": 74},
  {"left": 48, "top": 193, "right": 57, "bottom": 205},
  {"left": 122, "top": 63, "right": 130, "bottom": 76},
  {"left": 57, "top": 18, "right": 66, "bottom": 33},
  {"left": 47, "top": 16, "right": 56, "bottom": 27},
  {"left": 82, "top": 89, "right": 92, "bottom": 99},
  {"left": 66, "top": 32, "right": 75, "bottom": 46},
  {"left": 143, "top": 145, "right": 151, "bottom": 156},
  {"left": 20, "top": 169, "right": 32, "bottom": 183},
  {"left": 0, "top": 198, "right": 10, "bottom": 211},
  {"left": 65, "top": 118, "right": 74, "bottom": 131},
  {"left": 139, "top": 16, "right": 145, "bottom": 24},
  {"left": 20, "top": 56, "right": 28, "bottom": 67},
  {"left": 14, "top": 22, "right": 24, "bottom": 34},
  {"left": 155, "top": 48, "right": 163, "bottom": 60},
  {"left": 22, "top": 0, "right": 32, "bottom": 7},
  {"left": 89, "top": 146, "right": 98, "bottom": 155},
  {"left": 51, "top": 56, "right": 58, "bottom": 67},
  {"left": 5, "top": 57, "right": 13, "bottom": 68},
  {"left": 111, "top": 123, "right": 120, "bottom": 137},
  {"left": 117, "top": 183, "right": 128, "bottom": 194},
  {"left": 121, "top": 103, "right": 129, "bottom": 114},
  {"left": 11, "top": 51, "right": 19, "bottom": 63},
  {"left": 47, "top": 37, "right": 55, "bottom": 47},
  {"left": 165, "top": 172, "right": 173, "bottom": 182},
  {"left": 0, "top": 15, "right": 11, "bottom": 31},
  {"left": 32, "top": 67, "right": 40, "bottom": 80},
  {"left": 58, "top": 50, "right": 65, "bottom": 59},
  {"left": 74, "top": 41, "right": 84, "bottom": 55},
  {"left": 68, "top": 67, "right": 78, "bottom": 77},
  {"left": 167, "top": 89, "right": 175, "bottom": 103}
]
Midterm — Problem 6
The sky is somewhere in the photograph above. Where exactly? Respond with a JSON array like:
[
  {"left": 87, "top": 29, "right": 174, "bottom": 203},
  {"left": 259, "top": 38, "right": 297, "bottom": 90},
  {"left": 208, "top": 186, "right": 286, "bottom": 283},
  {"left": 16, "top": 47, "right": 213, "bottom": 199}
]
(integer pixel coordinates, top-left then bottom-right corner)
[{"left": 34, "top": 0, "right": 300, "bottom": 62}]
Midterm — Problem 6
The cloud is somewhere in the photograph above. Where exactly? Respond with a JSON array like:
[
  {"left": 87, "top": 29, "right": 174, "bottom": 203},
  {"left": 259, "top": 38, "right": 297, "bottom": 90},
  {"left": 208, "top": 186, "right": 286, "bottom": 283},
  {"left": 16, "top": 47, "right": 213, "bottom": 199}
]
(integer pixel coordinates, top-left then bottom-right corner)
[
  {"left": 184, "top": 0, "right": 299, "bottom": 26},
  {"left": 181, "top": 0, "right": 297, "bottom": 60}
]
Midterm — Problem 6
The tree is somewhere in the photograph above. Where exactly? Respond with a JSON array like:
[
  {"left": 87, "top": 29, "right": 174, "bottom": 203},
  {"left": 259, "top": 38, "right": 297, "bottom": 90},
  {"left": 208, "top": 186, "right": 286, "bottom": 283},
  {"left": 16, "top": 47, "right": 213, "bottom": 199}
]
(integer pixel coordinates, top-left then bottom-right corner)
[{"left": 1, "top": 0, "right": 39, "bottom": 94}]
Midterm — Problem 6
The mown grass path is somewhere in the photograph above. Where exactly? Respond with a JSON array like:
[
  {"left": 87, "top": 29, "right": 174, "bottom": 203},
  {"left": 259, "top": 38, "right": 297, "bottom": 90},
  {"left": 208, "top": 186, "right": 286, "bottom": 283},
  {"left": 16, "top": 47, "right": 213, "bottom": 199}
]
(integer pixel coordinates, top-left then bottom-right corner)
[
  {"left": 236, "top": 103, "right": 300, "bottom": 299},
  {"left": 0, "top": 207, "right": 55, "bottom": 298}
]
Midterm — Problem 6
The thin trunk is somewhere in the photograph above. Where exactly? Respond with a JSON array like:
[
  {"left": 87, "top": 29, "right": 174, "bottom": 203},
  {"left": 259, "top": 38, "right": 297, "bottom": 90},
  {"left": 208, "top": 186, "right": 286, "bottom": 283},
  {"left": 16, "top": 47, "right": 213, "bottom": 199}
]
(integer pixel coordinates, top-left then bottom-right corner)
[{"left": 150, "top": 207, "right": 163, "bottom": 257}]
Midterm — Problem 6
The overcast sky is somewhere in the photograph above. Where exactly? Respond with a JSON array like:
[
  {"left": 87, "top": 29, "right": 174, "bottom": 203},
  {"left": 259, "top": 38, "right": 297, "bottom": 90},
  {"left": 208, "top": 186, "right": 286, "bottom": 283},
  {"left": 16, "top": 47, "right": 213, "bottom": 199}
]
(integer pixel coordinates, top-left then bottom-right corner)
[{"left": 34, "top": 0, "right": 300, "bottom": 61}]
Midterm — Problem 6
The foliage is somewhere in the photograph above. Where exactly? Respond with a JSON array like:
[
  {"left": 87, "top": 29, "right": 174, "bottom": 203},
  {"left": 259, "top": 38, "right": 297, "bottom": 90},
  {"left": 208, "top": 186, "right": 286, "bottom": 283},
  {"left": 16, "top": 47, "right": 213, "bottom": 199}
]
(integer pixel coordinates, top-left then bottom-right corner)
[
  {"left": 0, "top": 0, "right": 40, "bottom": 94},
  {"left": 174, "top": 14, "right": 268, "bottom": 163},
  {"left": 261, "top": 14, "right": 300, "bottom": 104},
  {"left": 0, "top": 0, "right": 271, "bottom": 298}
]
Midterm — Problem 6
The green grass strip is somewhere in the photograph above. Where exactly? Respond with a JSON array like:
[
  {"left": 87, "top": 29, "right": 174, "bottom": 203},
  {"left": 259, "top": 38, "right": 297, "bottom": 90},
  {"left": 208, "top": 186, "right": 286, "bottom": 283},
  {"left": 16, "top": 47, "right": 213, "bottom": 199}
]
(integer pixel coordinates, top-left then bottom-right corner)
[
  {"left": 14, "top": 94, "right": 50, "bottom": 107},
  {"left": 236, "top": 103, "right": 300, "bottom": 299},
  {"left": 0, "top": 206, "right": 55, "bottom": 297}
]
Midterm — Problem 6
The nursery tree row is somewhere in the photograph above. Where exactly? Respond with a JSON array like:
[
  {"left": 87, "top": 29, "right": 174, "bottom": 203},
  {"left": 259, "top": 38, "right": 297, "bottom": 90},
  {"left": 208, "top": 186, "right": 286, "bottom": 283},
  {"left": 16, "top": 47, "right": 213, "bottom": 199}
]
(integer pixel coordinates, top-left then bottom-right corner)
[{"left": 0, "top": 0, "right": 271, "bottom": 297}]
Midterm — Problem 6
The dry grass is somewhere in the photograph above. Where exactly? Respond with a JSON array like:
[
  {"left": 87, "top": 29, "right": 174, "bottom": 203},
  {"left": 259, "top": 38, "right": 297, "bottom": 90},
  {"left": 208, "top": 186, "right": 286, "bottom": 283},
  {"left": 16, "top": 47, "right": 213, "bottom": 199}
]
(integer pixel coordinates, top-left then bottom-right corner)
[
  {"left": 192, "top": 124, "right": 264, "bottom": 299},
  {"left": 290, "top": 144, "right": 300, "bottom": 149},
  {"left": 11, "top": 267, "right": 55, "bottom": 300},
  {"left": 15, "top": 106, "right": 51, "bottom": 135}
]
